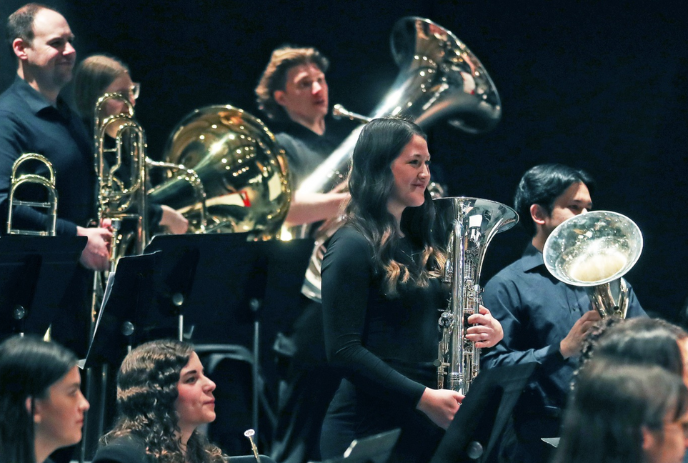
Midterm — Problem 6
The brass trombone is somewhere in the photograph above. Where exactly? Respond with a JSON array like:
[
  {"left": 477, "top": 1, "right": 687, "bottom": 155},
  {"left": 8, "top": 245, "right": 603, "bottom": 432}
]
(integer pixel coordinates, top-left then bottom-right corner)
[
  {"left": 93, "top": 93, "right": 207, "bottom": 270},
  {"left": 7, "top": 153, "right": 58, "bottom": 236}
]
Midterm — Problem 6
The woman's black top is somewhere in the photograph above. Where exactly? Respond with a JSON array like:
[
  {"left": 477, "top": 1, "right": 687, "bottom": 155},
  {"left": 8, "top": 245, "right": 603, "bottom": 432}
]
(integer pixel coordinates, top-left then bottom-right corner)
[
  {"left": 92, "top": 435, "right": 150, "bottom": 463},
  {"left": 320, "top": 225, "right": 448, "bottom": 461}
]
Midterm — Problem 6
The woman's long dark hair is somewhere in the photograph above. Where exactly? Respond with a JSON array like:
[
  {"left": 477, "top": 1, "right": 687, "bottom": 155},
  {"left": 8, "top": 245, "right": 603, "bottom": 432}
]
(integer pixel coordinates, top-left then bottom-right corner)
[
  {"left": 101, "top": 340, "right": 224, "bottom": 463},
  {"left": 554, "top": 359, "right": 688, "bottom": 463},
  {"left": 344, "top": 117, "right": 444, "bottom": 296},
  {"left": 0, "top": 335, "right": 77, "bottom": 463}
]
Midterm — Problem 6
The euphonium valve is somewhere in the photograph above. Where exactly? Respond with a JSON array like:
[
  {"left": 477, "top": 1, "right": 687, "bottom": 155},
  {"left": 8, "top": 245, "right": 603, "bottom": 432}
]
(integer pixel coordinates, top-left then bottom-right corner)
[
  {"left": 543, "top": 211, "right": 643, "bottom": 318},
  {"left": 433, "top": 197, "right": 518, "bottom": 394}
]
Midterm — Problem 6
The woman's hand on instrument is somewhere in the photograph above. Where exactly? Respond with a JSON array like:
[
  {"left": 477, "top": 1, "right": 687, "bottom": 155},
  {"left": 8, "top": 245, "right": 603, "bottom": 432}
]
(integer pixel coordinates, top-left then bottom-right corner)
[
  {"left": 159, "top": 205, "right": 189, "bottom": 234},
  {"left": 77, "top": 226, "right": 113, "bottom": 271},
  {"left": 466, "top": 306, "right": 503, "bottom": 348},
  {"left": 416, "top": 388, "right": 463, "bottom": 429}
]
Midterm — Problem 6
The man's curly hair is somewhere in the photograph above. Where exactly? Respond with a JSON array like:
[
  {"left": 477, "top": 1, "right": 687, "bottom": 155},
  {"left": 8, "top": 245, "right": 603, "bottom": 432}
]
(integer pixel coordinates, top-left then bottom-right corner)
[
  {"left": 255, "top": 46, "right": 329, "bottom": 121},
  {"left": 101, "top": 340, "right": 224, "bottom": 463}
]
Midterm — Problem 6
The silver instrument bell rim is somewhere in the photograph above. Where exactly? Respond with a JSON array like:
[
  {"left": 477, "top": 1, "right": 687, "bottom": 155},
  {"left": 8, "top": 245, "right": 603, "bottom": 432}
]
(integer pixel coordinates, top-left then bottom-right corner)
[{"left": 543, "top": 210, "right": 644, "bottom": 287}]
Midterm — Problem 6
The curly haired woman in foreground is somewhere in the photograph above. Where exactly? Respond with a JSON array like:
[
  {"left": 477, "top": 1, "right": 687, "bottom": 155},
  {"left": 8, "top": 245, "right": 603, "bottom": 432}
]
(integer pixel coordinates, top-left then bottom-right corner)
[{"left": 92, "top": 340, "right": 226, "bottom": 463}]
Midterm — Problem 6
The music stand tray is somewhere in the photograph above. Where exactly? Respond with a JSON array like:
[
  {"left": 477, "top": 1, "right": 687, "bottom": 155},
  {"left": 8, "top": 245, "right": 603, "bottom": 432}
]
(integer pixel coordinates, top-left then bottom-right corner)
[{"left": 430, "top": 363, "right": 538, "bottom": 463}]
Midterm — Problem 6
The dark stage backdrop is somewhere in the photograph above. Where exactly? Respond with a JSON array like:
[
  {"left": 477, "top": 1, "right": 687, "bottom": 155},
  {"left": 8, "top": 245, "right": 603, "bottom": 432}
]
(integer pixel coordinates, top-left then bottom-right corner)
[{"left": 2, "top": 0, "right": 687, "bottom": 320}]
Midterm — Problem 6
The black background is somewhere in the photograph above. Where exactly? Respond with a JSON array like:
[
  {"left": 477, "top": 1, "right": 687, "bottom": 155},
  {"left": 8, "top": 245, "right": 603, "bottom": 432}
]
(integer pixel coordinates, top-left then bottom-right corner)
[{"left": 2, "top": 0, "right": 687, "bottom": 320}]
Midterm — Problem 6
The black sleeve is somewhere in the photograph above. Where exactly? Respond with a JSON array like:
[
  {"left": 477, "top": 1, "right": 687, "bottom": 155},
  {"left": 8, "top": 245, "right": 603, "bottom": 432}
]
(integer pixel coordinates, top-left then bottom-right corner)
[
  {"left": 321, "top": 227, "right": 426, "bottom": 408},
  {"left": 92, "top": 437, "right": 149, "bottom": 463}
]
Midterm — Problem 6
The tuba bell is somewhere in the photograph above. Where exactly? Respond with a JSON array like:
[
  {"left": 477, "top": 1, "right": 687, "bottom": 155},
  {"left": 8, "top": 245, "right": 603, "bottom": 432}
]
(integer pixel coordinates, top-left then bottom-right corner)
[
  {"left": 433, "top": 197, "right": 518, "bottom": 394},
  {"left": 297, "top": 16, "right": 503, "bottom": 301},
  {"left": 7, "top": 153, "right": 58, "bottom": 236},
  {"left": 151, "top": 105, "right": 291, "bottom": 239},
  {"left": 543, "top": 211, "right": 643, "bottom": 318}
]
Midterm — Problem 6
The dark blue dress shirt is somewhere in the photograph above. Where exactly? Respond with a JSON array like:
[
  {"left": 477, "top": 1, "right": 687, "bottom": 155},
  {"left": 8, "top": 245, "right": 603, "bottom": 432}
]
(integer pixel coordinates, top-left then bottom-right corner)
[
  {"left": 0, "top": 77, "right": 95, "bottom": 235},
  {"left": 481, "top": 243, "right": 646, "bottom": 427}
]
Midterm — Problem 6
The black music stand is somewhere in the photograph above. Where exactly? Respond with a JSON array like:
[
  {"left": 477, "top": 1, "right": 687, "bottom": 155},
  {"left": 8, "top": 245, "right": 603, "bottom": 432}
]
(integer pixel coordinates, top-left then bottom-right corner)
[
  {"left": 429, "top": 363, "right": 538, "bottom": 463},
  {"left": 143, "top": 234, "right": 315, "bottom": 439},
  {"left": 0, "top": 235, "right": 86, "bottom": 338},
  {"left": 80, "top": 251, "right": 161, "bottom": 462},
  {"left": 322, "top": 429, "right": 402, "bottom": 463}
]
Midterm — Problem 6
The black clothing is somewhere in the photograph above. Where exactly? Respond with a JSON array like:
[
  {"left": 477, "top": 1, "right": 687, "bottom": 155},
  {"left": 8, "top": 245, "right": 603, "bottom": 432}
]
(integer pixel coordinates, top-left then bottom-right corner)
[
  {"left": 320, "top": 226, "right": 447, "bottom": 463},
  {"left": 0, "top": 77, "right": 94, "bottom": 355},
  {"left": 268, "top": 117, "right": 352, "bottom": 463},
  {"left": 274, "top": 118, "right": 346, "bottom": 190},
  {"left": 92, "top": 435, "right": 149, "bottom": 463},
  {"left": 0, "top": 77, "right": 94, "bottom": 235},
  {"left": 481, "top": 243, "right": 646, "bottom": 463}
]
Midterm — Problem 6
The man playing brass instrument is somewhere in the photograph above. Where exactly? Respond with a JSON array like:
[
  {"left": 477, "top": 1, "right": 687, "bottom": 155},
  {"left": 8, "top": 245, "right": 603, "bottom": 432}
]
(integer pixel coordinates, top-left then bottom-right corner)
[
  {"left": 254, "top": 46, "right": 353, "bottom": 463},
  {"left": 0, "top": 4, "right": 112, "bottom": 353},
  {"left": 481, "top": 164, "right": 647, "bottom": 463}
]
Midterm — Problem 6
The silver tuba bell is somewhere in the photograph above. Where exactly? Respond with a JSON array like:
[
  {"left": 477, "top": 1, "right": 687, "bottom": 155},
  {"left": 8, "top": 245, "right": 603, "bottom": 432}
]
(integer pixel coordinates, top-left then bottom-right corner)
[
  {"left": 296, "top": 16, "right": 503, "bottom": 301},
  {"left": 433, "top": 197, "right": 518, "bottom": 394},
  {"left": 543, "top": 211, "right": 643, "bottom": 319}
]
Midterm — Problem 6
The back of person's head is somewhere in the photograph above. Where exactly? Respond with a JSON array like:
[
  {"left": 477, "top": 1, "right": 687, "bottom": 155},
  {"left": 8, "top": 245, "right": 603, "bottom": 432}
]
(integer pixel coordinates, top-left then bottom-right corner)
[
  {"left": 73, "top": 54, "right": 130, "bottom": 121},
  {"left": 255, "top": 45, "right": 329, "bottom": 120},
  {"left": 579, "top": 317, "right": 687, "bottom": 381},
  {"left": 514, "top": 163, "right": 595, "bottom": 236},
  {"left": 6, "top": 3, "right": 57, "bottom": 59},
  {"left": 0, "top": 335, "right": 77, "bottom": 463},
  {"left": 555, "top": 359, "right": 688, "bottom": 463}
]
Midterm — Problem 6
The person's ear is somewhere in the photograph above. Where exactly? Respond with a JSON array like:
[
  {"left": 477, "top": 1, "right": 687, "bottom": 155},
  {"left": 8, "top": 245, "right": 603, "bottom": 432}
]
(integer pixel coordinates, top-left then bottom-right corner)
[
  {"left": 13, "top": 38, "right": 29, "bottom": 61},
  {"left": 530, "top": 204, "right": 548, "bottom": 226},
  {"left": 274, "top": 90, "right": 286, "bottom": 107},
  {"left": 25, "top": 396, "right": 42, "bottom": 423},
  {"left": 641, "top": 426, "right": 659, "bottom": 453}
]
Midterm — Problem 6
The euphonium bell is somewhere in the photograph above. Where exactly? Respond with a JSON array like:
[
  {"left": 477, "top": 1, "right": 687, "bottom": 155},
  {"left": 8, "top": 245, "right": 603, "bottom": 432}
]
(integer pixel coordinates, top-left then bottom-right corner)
[{"left": 543, "top": 211, "right": 643, "bottom": 318}]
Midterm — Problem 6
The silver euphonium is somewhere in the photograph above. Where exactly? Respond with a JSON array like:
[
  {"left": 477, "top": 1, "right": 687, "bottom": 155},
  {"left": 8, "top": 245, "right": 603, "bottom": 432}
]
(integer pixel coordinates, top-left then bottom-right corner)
[
  {"left": 433, "top": 197, "right": 518, "bottom": 394},
  {"left": 293, "top": 16, "right": 502, "bottom": 301},
  {"left": 543, "top": 211, "right": 643, "bottom": 318}
]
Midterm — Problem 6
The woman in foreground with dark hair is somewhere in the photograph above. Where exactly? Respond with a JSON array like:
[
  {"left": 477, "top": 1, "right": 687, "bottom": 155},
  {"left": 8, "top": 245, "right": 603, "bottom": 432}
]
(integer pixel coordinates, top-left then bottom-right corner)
[
  {"left": 319, "top": 118, "right": 503, "bottom": 462},
  {"left": 0, "top": 335, "right": 90, "bottom": 463},
  {"left": 92, "top": 339, "right": 226, "bottom": 463},
  {"left": 554, "top": 359, "right": 688, "bottom": 463}
]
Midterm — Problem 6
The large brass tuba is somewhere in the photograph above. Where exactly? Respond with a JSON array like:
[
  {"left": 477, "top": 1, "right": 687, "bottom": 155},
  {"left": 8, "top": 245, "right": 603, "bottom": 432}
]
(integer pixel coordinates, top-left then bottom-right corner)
[
  {"left": 543, "top": 211, "right": 643, "bottom": 318},
  {"left": 151, "top": 105, "right": 291, "bottom": 239},
  {"left": 7, "top": 153, "right": 58, "bottom": 236},
  {"left": 433, "top": 197, "right": 518, "bottom": 394},
  {"left": 297, "top": 16, "right": 503, "bottom": 301}
]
